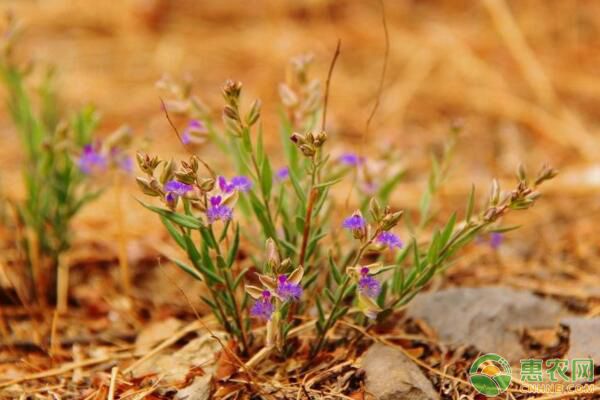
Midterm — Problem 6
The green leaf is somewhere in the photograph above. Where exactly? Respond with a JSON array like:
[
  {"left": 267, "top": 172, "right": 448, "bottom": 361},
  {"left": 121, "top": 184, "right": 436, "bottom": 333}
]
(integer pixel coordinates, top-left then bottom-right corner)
[
  {"left": 232, "top": 267, "right": 249, "bottom": 289},
  {"left": 325, "top": 288, "right": 335, "bottom": 303},
  {"left": 256, "top": 126, "right": 265, "bottom": 165},
  {"left": 440, "top": 212, "right": 456, "bottom": 247},
  {"left": 332, "top": 306, "right": 349, "bottom": 322},
  {"left": 183, "top": 235, "right": 202, "bottom": 264},
  {"left": 170, "top": 258, "right": 203, "bottom": 281},
  {"left": 328, "top": 254, "right": 342, "bottom": 285},
  {"left": 160, "top": 215, "right": 186, "bottom": 249},
  {"left": 314, "top": 177, "right": 343, "bottom": 189},
  {"left": 304, "top": 270, "right": 319, "bottom": 288},
  {"left": 465, "top": 184, "right": 475, "bottom": 223},
  {"left": 199, "top": 226, "right": 217, "bottom": 249},
  {"left": 260, "top": 156, "right": 273, "bottom": 199},
  {"left": 227, "top": 224, "right": 240, "bottom": 267},
  {"left": 315, "top": 297, "right": 325, "bottom": 323},
  {"left": 378, "top": 170, "right": 406, "bottom": 203},
  {"left": 411, "top": 238, "right": 422, "bottom": 271},
  {"left": 489, "top": 224, "right": 521, "bottom": 233},
  {"left": 295, "top": 215, "right": 305, "bottom": 232},
  {"left": 278, "top": 109, "right": 299, "bottom": 175},
  {"left": 138, "top": 201, "right": 203, "bottom": 229},
  {"left": 288, "top": 169, "right": 307, "bottom": 204},
  {"left": 427, "top": 231, "right": 440, "bottom": 265},
  {"left": 392, "top": 266, "right": 405, "bottom": 294}
]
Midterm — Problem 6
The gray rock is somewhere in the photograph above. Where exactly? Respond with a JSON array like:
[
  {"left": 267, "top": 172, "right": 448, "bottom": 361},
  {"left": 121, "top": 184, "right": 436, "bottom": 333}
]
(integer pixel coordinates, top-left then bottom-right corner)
[
  {"left": 407, "top": 287, "right": 565, "bottom": 362},
  {"left": 175, "top": 375, "right": 211, "bottom": 400},
  {"left": 361, "top": 343, "right": 439, "bottom": 400},
  {"left": 562, "top": 317, "right": 600, "bottom": 365}
]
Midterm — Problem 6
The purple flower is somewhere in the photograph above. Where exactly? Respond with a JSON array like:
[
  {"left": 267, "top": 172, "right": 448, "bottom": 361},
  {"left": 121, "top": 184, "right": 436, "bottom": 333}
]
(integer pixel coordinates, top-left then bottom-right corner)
[
  {"left": 231, "top": 176, "right": 252, "bottom": 192},
  {"left": 276, "top": 166, "right": 289, "bottom": 182},
  {"left": 339, "top": 153, "right": 364, "bottom": 167},
  {"left": 181, "top": 119, "right": 207, "bottom": 144},
  {"left": 343, "top": 214, "right": 366, "bottom": 230},
  {"left": 206, "top": 195, "right": 233, "bottom": 223},
  {"left": 119, "top": 155, "right": 133, "bottom": 173},
  {"left": 164, "top": 180, "right": 193, "bottom": 196},
  {"left": 490, "top": 232, "right": 503, "bottom": 250},
  {"left": 218, "top": 176, "right": 252, "bottom": 193},
  {"left": 250, "top": 290, "right": 274, "bottom": 321},
  {"left": 358, "top": 267, "right": 381, "bottom": 298},
  {"left": 276, "top": 275, "right": 303, "bottom": 302},
  {"left": 376, "top": 231, "right": 403, "bottom": 250},
  {"left": 78, "top": 144, "right": 107, "bottom": 174}
]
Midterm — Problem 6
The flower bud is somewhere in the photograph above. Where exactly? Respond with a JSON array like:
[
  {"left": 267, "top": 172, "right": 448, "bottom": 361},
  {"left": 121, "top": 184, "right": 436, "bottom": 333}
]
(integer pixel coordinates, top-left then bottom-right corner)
[
  {"left": 369, "top": 198, "right": 382, "bottom": 222},
  {"left": 223, "top": 105, "right": 240, "bottom": 122},
  {"left": 160, "top": 158, "right": 177, "bottom": 184},
  {"left": 313, "top": 130, "right": 327, "bottom": 147},
  {"left": 280, "top": 258, "right": 292, "bottom": 270},
  {"left": 246, "top": 99, "right": 261, "bottom": 126},
  {"left": 381, "top": 210, "right": 403, "bottom": 231},
  {"left": 489, "top": 179, "right": 500, "bottom": 206},
  {"left": 278, "top": 83, "right": 298, "bottom": 107},
  {"left": 517, "top": 163, "right": 527, "bottom": 183},
  {"left": 265, "top": 238, "right": 280, "bottom": 271},
  {"left": 136, "top": 151, "right": 160, "bottom": 175},
  {"left": 136, "top": 177, "right": 161, "bottom": 196},
  {"left": 534, "top": 165, "right": 558, "bottom": 186},
  {"left": 105, "top": 125, "right": 132, "bottom": 149},
  {"left": 299, "top": 144, "right": 316, "bottom": 157},
  {"left": 290, "top": 132, "right": 305, "bottom": 144},
  {"left": 222, "top": 79, "right": 242, "bottom": 102},
  {"left": 197, "top": 177, "right": 215, "bottom": 192}
]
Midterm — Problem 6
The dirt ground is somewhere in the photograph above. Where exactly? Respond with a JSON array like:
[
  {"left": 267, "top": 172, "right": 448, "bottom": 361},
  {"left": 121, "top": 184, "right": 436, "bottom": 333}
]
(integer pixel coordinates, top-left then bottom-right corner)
[{"left": 1, "top": 0, "right": 600, "bottom": 398}]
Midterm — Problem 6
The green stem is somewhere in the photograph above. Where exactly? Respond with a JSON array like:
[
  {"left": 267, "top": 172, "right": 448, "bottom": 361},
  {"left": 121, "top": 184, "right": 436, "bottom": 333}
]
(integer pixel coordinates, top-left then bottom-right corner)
[
  {"left": 248, "top": 146, "right": 279, "bottom": 247},
  {"left": 210, "top": 224, "right": 249, "bottom": 354},
  {"left": 311, "top": 230, "right": 380, "bottom": 358},
  {"left": 298, "top": 155, "right": 319, "bottom": 266}
]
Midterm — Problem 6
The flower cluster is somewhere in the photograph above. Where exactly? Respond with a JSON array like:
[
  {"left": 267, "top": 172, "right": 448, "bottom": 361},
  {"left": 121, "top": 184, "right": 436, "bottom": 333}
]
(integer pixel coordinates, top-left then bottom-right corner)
[
  {"left": 181, "top": 119, "right": 208, "bottom": 145},
  {"left": 278, "top": 53, "right": 321, "bottom": 128},
  {"left": 136, "top": 152, "right": 251, "bottom": 224},
  {"left": 77, "top": 127, "right": 133, "bottom": 176},
  {"left": 136, "top": 65, "right": 556, "bottom": 359},
  {"left": 353, "top": 263, "right": 384, "bottom": 319},
  {"left": 340, "top": 200, "right": 405, "bottom": 320},
  {"left": 246, "top": 265, "right": 304, "bottom": 321},
  {"left": 339, "top": 152, "right": 363, "bottom": 167},
  {"left": 290, "top": 130, "right": 327, "bottom": 158}
]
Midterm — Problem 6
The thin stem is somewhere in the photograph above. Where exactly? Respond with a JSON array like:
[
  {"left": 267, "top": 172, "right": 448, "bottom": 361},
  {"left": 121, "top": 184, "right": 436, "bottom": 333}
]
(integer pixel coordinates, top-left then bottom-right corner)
[
  {"left": 310, "top": 276, "right": 350, "bottom": 359},
  {"left": 248, "top": 148, "right": 278, "bottom": 243},
  {"left": 364, "top": 0, "right": 389, "bottom": 141},
  {"left": 298, "top": 155, "right": 319, "bottom": 266},
  {"left": 350, "top": 229, "right": 381, "bottom": 268},
  {"left": 210, "top": 224, "right": 249, "bottom": 354},
  {"left": 311, "top": 230, "right": 380, "bottom": 358},
  {"left": 321, "top": 40, "right": 341, "bottom": 132},
  {"left": 298, "top": 188, "right": 317, "bottom": 266}
]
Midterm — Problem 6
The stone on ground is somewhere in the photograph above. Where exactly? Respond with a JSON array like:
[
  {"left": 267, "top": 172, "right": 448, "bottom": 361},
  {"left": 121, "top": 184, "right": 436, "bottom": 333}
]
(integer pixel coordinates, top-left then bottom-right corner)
[
  {"left": 561, "top": 317, "right": 600, "bottom": 365},
  {"left": 361, "top": 343, "right": 439, "bottom": 400},
  {"left": 407, "top": 287, "right": 565, "bottom": 362}
]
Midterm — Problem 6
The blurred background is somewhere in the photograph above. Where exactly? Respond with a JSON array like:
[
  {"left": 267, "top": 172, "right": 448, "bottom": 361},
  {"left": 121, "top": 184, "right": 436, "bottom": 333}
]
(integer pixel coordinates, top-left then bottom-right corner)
[{"left": 1, "top": 0, "right": 599, "bottom": 306}]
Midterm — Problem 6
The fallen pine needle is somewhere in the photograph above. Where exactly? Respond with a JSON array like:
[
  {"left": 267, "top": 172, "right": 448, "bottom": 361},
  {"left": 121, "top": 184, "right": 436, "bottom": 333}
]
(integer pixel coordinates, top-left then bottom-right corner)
[
  {"left": 107, "top": 366, "right": 118, "bottom": 400},
  {"left": 0, "top": 352, "right": 133, "bottom": 388}
]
